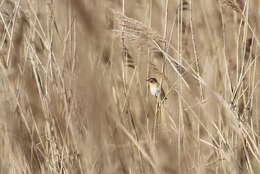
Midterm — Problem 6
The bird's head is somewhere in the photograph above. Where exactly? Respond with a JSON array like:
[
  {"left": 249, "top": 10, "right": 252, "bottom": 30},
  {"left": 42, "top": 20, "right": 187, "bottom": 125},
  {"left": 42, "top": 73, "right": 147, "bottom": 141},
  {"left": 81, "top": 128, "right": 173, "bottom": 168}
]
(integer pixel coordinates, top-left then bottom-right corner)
[{"left": 146, "top": 77, "right": 158, "bottom": 84}]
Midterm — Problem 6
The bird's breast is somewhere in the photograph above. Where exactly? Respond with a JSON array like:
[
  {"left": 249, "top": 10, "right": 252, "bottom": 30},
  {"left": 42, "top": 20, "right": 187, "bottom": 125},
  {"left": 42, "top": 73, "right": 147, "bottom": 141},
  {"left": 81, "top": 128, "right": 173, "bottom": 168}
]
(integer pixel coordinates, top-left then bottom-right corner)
[{"left": 150, "top": 86, "right": 159, "bottom": 97}]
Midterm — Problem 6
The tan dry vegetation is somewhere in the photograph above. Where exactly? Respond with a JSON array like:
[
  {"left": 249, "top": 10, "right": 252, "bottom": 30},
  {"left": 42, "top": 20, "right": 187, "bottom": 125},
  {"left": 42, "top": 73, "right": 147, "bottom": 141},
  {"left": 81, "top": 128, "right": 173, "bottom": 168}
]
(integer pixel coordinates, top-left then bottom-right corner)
[{"left": 0, "top": 0, "right": 260, "bottom": 173}]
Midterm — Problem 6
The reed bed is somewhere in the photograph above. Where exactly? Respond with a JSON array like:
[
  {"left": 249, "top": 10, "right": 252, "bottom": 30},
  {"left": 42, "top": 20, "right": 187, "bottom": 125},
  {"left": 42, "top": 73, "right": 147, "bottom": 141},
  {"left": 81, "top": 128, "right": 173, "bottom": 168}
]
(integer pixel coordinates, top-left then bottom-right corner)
[{"left": 0, "top": 0, "right": 259, "bottom": 173}]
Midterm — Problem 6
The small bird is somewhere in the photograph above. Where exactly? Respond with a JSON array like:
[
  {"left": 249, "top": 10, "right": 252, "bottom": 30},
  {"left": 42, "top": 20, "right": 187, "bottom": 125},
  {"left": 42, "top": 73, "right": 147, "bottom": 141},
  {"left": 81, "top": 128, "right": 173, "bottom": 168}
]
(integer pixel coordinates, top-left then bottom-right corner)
[{"left": 147, "top": 77, "right": 167, "bottom": 101}]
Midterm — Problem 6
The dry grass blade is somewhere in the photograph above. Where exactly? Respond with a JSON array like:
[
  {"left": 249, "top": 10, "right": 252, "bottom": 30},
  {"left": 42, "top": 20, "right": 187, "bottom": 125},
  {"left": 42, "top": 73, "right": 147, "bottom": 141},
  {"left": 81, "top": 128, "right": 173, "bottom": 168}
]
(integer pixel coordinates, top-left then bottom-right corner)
[
  {"left": 113, "top": 10, "right": 166, "bottom": 48},
  {"left": 149, "top": 62, "right": 169, "bottom": 83},
  {"left": 123, "top": 47, "right": 136, "bottom": 69},
  {"left": 244, "top": 38, "right": 254, "bottom": 61},
  {"left": 0, "top": 0, "right": 259, "bottom": 174},
  {"left": 222, "top": 0, "right": 242, "bottom": 13}
]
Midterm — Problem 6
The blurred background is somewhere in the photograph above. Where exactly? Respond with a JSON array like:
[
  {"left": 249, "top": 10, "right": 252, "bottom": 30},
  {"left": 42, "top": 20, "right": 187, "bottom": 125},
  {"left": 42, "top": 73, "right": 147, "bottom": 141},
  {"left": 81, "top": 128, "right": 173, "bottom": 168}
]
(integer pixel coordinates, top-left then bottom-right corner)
[{"left": 0, "top": 0, "right": 260, "bottom": 173}]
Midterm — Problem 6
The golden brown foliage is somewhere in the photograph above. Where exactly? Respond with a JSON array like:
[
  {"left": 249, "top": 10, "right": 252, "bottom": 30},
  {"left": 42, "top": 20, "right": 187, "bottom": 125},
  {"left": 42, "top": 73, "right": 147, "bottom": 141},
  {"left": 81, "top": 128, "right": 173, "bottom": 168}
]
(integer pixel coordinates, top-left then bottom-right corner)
[{"left": 0, "top": 0, "right": 260, "bottom": 174}]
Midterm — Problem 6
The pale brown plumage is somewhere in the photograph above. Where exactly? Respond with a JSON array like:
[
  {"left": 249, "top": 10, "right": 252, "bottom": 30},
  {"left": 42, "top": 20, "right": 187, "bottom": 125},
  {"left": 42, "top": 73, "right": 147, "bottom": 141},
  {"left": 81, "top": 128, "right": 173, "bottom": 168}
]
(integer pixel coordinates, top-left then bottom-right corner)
[{"left": 147, "top": 77, "right": 167, "bottom": 101}]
